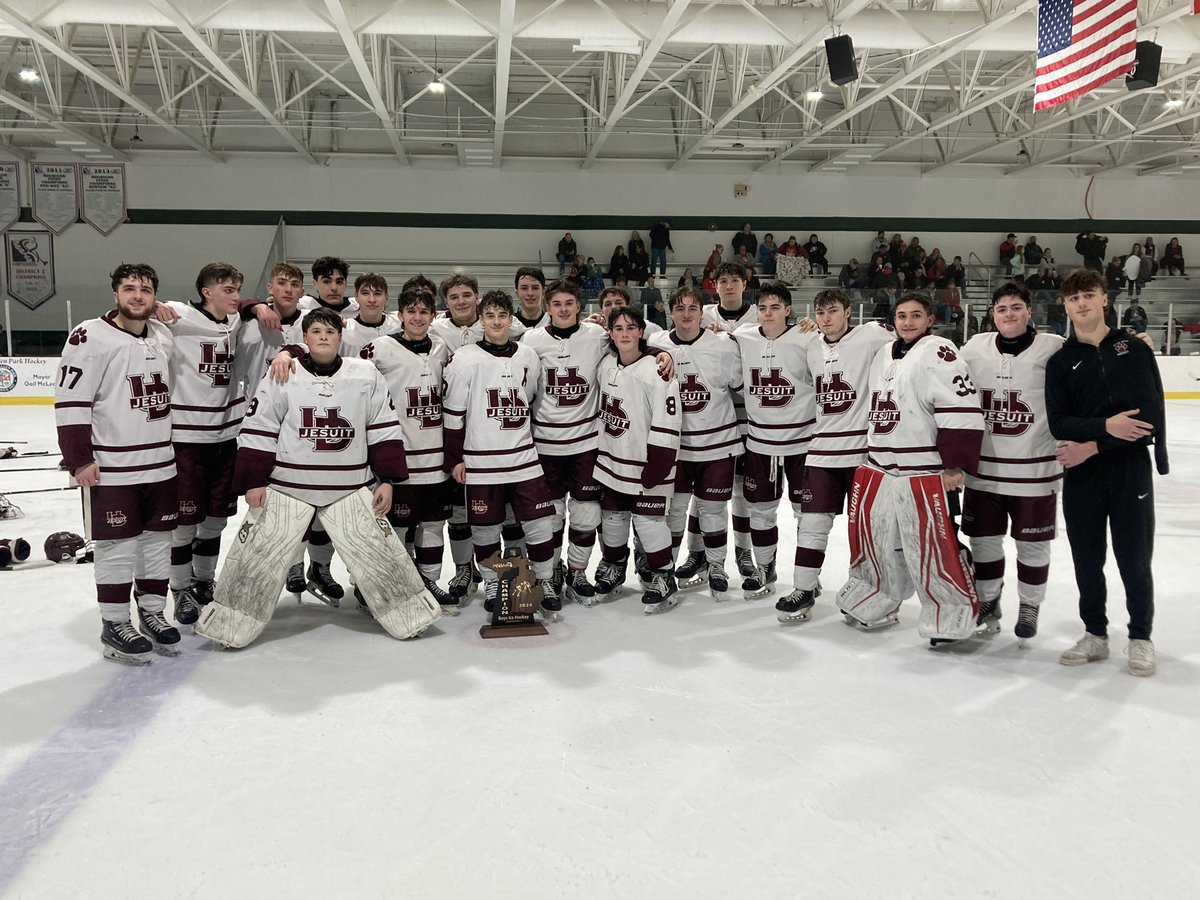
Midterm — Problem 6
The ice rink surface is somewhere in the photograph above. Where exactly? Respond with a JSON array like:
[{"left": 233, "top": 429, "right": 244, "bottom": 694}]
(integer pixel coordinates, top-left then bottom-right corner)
[{"left": 1, "top": 403, "right": 1198, "bottom": 899}]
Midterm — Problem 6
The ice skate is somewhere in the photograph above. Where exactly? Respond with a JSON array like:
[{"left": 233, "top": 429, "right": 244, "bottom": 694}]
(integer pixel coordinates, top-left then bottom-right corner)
[
  {"left": 101, "top": 620, "right": 154, "bottom": 665},
  {"left": 354, "top": 586, "right": 375, "bottom": 619},
  {"left": 448, "top": 562, "right": 479, "bottom": 602},
  {"left": 593, "top": 559, "right": 628, "bottom": 599},
  {"left": 975, "top": 599, "right": 1002, "bottom": 635},
  {"left": 634, "top": 547, "right": 653, "bottom": 589},
  {"left": 673, "top": 551, "right": 707, "bottom": 588},
  {"left": 482, "top": 579, "right": 499, "bottom": 613},
  {"left": 173, "top": 586, "right": 200, "bottom": 627},
  {"left": 741, "top": 561, "right": 776, "bottom": 600},
  {"left": 1127, "top": 639, "right": 1156, "bottom": 677},
  {"left": 565, "top": 568, "right": 597, "bottom": 607},
  {"left": 551, "top": 560, "right": 565, "bottom": 596},
  {"left": 76, "top": 540, "right": 95, "bottom": 565},
  {"left": 190, "top": 578, "right": 215, "bottom": 607},
  {"left": 776, "top": 587, "right": 820, "bottom": 624},
  {"left": 1014, "top": 603, "right": 1039, "bottom": 641},
  {"left": 422, "top": 575, "right": 459, "bottom": 616},
  {"left": 305, "top": 562, "right": 344, "bottom": 608},
  {"left": 641, "top": 569, "right": 680, "bottom": 614},
  {"left": 843, "top": 611, "right": 899, "bottom": 632},
  {"left": 286, "top": 562, "right": 306, "bottom": 600},
  {"left": 538, "top": 579, "right": 562, "bottom": 622},
  {"left": 707, "top": 563, "right": 730, "bottom": 602},
  {"left": 1059, "top": 633, "right": 1109, "bottom": 666},
  {"left": 136, "top": 609, "right": 182, "bottom": 657},
  {"left": 734, "top": 547, "right": 755, "bottom": 578}
]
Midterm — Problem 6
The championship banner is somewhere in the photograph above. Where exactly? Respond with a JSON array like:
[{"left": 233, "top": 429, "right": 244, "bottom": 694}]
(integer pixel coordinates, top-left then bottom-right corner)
[
  {"left": 80, "top": 163, "right": 127, "bottom": 235},
  {"left": 4, "top": 229, "right": 55, "bottom": 310},
  {"left": 0, "top": 356, "right": 58, "bottom": 405},
  {"left": 0, "top": 162, "right": 20, "bottom": 232},
  {"left": 31, "top": 162, "right": 79, "bottom": 234}
]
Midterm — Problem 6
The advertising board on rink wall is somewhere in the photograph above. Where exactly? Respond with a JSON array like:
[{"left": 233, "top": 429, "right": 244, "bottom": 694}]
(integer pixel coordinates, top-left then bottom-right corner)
[
  {"left": 1, "top": 356, "right": 1198, "bottom": 405},
  {"left": 0, "top": 357, "right": 57, "bottom": 404}
]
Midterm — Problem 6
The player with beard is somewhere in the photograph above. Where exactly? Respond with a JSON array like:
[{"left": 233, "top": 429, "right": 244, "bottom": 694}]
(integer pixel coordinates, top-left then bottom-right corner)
[
  {"left": 777, "top": 289, "right": 893, "bottom": 623},
  {"left": 961, "top": 283, "right": 1063, "bottom": 641},
  {"left": 56, "top": 264, "right": 180, "bottom": 663},
  {"left": 340, "top": 273, "right": 401, "bottom": 358}
]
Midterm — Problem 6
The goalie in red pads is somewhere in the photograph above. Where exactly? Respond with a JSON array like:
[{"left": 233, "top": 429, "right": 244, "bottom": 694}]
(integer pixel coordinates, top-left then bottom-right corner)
[{"left": 835, "top": 292, "right": 985, "bottom": 643}]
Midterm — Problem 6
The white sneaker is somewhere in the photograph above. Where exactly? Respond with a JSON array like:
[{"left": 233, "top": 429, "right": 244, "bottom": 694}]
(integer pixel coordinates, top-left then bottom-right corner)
[
  {"left": 1059, "top": 633, "right": 1109, "bottom": 666},
  {"left": 1127, "top": 639, "right": 1156, "bottom": 677}
]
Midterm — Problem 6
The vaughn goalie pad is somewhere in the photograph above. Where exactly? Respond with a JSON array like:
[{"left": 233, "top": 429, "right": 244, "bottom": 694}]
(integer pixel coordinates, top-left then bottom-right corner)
[
  {"left": 317, "top": 488, "right": 441, "bottom": 640},
  {"left": 894, "top": 473, "right": 980, "bottom": 641},
  {"left": 198, "top": 490, "right": 313, "bottom": 648},
  {"left": 835, "top": 465, "right": 913, "bottom": 625}
]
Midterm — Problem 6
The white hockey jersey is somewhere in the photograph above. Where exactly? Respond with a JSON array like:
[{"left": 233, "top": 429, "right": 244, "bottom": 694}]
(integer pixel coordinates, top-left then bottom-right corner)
[
  {"left": 515, "top": 311, "right": 550, "bottom": 331},
  {"left": 442, "top": 341, "right": 543, "bottom": 485},
  {"left": 238, "top": 356, "right": 406, "bottom": 507},
  {"left": 360, "top": 333, "right": 449, "bottom": 485},
  {"left": 733, "top": 324, "right": 816, "bottom": 457},
  {"left": 806, "top": 322, "right": 896, "bottom": 469},
  {"left": 299, "top": 293, "right": 359, "bottom": 318},
  {"left": 235, "top": 308, "right": 306, "bottom": 398},
  {"left": 702, "top": 302, "right": 758, "bottom": 331},
  {"left": 55, "top": 311, "right": 176, "bottom": 486},
  {"left": 866, "top": 335, "right": 985, "bottom": 476},
  {"left": 648, "top": 329, "right": 743, "bottom": 462},
  {"left": 524, "top": 321, "right": 608, "bottom": 455},
  {"left": 961, "top": 331, "right": 1064, "bottom": 497},
  {"left": 164, "top": 301, "right": 244, "bottom": 444},
  {"left": 430, "top": 313, "right": 526, "bottom": 353},
  {"left": 595, "top": 353, "right": 681, "bottom": 499},
  {"left": 340, "top": 314, "right": 401, "bottom": 359}
]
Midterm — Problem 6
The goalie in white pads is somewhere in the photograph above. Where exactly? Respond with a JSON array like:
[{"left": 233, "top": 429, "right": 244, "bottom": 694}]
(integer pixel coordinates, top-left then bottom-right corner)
[
  {"left": 197, "top": 308, "right": 440, "bottom": 647},
  {"left": 835, "top": 291, "right": 984, "bottom": 643},
  {"left": 594, "top": 306, "right": 682, "bottom": 613},
  {"left": 961, "top": 283, "right": 1063, "bottom": 640}
]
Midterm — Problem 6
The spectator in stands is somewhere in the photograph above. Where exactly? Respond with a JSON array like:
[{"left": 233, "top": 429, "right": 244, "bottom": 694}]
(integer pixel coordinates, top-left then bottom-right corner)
[
  {"left": 628, "top": 230, "right": 646, "bottom": 260},
  {"left": 804, "top": 234, "right": 829, "bottom": 275},
  {"left": 887, "top": 233, "right": 906, "bottom": 268},
  {"left": 1039, "top": 246, "right": 1057, "bottom": 277},
  {"left": 944, "top": 290, "right": 978, "bottom": 346},
  {"left": 701, "top": 267, "right": 716, "bottom": 297},
  {"left": 732, "top": 222, "right": 757, "bottom": 259},
  {"left": 642, "top": 275, "right": 666, "bottom": 328},
  {"left": 1163, "top": 317, "right": 1183, "bottom": 355},
  {"left": 1122, "top": 300, "right": 1148, "bottom": 334},
  {"left": 999, "top": 232, "right": 1018, "bottom": 275},
  {"left": 1105, "top": 257, "right": 1126, "bottom": 296},
  {"left": 648, "top": 220, "right": 673, "bottom": 277},
  {"left": 609, "top": 245, "right": 632, "bottom": 284},
  {"left": 1161, "top": 238, "right": 1185, "bottom": 275},
  {"left": 780, "top": 235, "right": 805, "bottom": 258},
  {"left": 1124, "top": 244, "right": 1151, "bottom": 298},
  {"left": 839, "top": 258, "right": 867, "bottom": 290},
  {"left": 873, "top": 261, "right": 900, "bottom": 291},
  {"left": 557, "top": 232, "right": 577, "bottom": 274},
  {"left": 925, "top": 248, "right": 948, "bottom": 289},
  {"left": 757, "top": 233, "right": 778, "bottom": 276},
  {"left": 1022, "top": 235, "right": 1044, "bottom": 276},
  {"left": 1075, "top": 230, "right": 1107, "bottom": 272},
  {"left": 1041, "top": 266, "right": 1062, "bottom": 292},
  {"left": 735, "top": 247, "right": 756, "bottom": 276},
  {"left": 1143, "top": 236, "right": 1158, "bottom": 278},
  {"left": 871, "top": 229, "right": 888, "bottom": 257},
  {"left": 947, "top": 255, "right": 967, "bottom": 289},
  {"left": 706, "top": 243, "right": 724, "bottom": 272},
  {"left": 677, "top": 267, "right": 700, "bottom": 288},
  {"left": 583, "top": 257, "right": 605, "bottom": 294},
  {"left": 1046, "top": 295, "right": 1067, "bottom": 336},
  {"left": 628, "top": 231, "right": 650, "bottom": 285}
]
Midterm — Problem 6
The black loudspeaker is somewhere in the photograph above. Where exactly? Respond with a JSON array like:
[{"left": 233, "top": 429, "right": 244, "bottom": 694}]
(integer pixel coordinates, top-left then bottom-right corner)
[
  {"left": 825, "top": 35, "right": 858, "bottom": 86},
  {"left": 1126, "top": 41, "right": 1161, "bottom": 91}
]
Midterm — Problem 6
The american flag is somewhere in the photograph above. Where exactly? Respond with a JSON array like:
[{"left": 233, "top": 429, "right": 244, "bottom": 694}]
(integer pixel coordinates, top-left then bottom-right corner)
[{"left": 1034, "top": 0, "right": 1138, "bottom": 112}]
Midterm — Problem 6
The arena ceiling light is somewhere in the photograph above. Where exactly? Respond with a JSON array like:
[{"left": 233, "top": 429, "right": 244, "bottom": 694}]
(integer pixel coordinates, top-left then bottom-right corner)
[
  {"left": 17, "top": 64, "right": 39, "bottom": 83},
  {"left": 805, "top": 89, "right": 824, "bottom": 102},
  {"left": 1165, "top": 98, "right": 1184, "bottom": 108},
  {"left": 572, "top": 40, "right": 642, "bottom": 55}
]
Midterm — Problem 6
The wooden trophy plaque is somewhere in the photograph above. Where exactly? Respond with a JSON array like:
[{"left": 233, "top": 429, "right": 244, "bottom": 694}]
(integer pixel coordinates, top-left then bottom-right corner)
[{"left": 479, "top": 549, "right": 549, "bottom": 638}]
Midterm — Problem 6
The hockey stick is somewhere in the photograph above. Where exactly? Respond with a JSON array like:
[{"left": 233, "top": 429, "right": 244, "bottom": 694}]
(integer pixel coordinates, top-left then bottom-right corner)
[
  {"left": 1, "top": 485, "right": 78, "bottom": 495},
  {"left": 0, "top": 465, "right": 64, "bottom": 473}
]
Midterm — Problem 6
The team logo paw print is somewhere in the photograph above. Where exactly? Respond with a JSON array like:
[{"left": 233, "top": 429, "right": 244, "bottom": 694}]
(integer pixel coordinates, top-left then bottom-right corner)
[
  {"left": 937, "top": 346, "right": 957, "bottom": 362},
  {"left": 359, "top": 344, "right": 374, "bottom": 359},
  {"left": 68, "top": 327, "right": 88, "bottom": 346}
]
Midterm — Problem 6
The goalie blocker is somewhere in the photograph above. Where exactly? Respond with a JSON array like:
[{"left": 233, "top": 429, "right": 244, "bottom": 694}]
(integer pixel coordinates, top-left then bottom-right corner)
[
  {"left": 836, "top": 465, "right": 979, "bottom": 641},
  {"left": 198, "top": 487, "right": 441, "bottom": 648}
]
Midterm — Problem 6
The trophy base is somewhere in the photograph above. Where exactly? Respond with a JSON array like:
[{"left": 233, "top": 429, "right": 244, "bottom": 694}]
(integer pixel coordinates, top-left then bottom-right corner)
[{"left": 479, "top": 622, "right": 550, "bottom": 639}]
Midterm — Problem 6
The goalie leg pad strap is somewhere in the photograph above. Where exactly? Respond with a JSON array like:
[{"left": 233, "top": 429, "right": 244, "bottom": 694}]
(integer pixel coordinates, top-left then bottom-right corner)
[
  {"left": 317, "top": 489, "right": 441, "bottom": 640},
  {"left": 200, "top": 490, "right": 313, "bottom": 647}
]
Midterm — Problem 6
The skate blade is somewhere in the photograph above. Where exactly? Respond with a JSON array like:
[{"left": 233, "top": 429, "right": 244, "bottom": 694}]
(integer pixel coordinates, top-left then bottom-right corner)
[
  {"left": 977, "top": 619, "right": 1001, "bottom": 635},
  {"left": 777, "top": 609, "right": 813, "bottom": 624},
  {"left": 675, "top": 573, "right": 706, "bottom": 589},
  {"left": 711, "top": 590, "right": 731, "bottom": 603},
  {"left": 643, "top": 596, "right": 682, "bottom": 615},
  {"left": 305, "top": 584, "right": 342, "bottom": 608},
  {"left": 742, "top": 586, "right": 775, "bottom": 601},
  {"left": 102, "top": 646, "right": 153, "bottom": 666},
  {"left": 929, "top": 634, "right": 980, "bottom": 649},
  {"left": 843, "top": 613, "right": 898, "bottom": 632},
  {"left": 539, "top": 608, "right": 562, "bottom": 623},
  {"left": 437, "top": 604, "right": 462, "bottom": 617}
]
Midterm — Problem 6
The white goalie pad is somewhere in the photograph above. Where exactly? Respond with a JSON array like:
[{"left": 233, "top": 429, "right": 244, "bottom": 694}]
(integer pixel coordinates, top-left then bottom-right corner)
[
  {"left": 835, "top": 466, "right": 913, "bottom": 626},
  {"left": 317, "top": 488, "right": 442, "bottom": 640},
  {"left": 198, "top": 490, "right": 313, "bottom": 648}
]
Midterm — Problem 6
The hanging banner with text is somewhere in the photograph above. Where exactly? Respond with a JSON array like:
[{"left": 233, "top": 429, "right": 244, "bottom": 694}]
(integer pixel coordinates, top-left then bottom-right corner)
[
  {"left": 0, "top": 163, "right": 19, "bottom": 232},
  {"left": 31, "top": 163, "right": 79, "bottom": 234},
  {"left": 4, "top": 229, "right": 55, "bottom": 309},
  {"left": 80, "top": 163, "right": 127, "bottom": 235}
]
